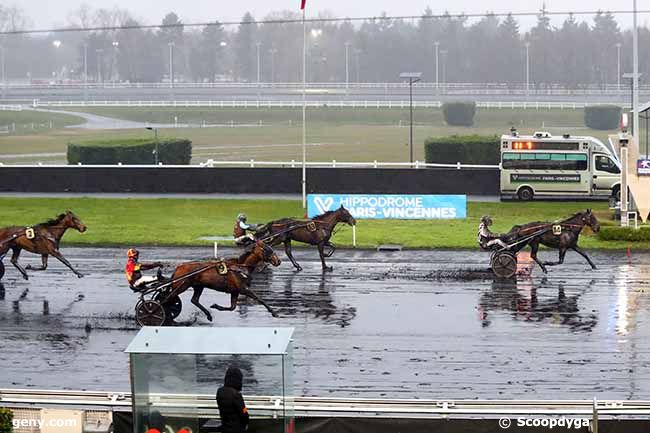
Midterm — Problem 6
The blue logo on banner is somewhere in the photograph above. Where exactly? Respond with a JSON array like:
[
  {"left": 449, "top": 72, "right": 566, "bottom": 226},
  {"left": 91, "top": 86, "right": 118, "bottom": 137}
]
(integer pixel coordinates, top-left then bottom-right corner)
[{"left": 307, "top": 194, "right": 466, "bottom": 219}]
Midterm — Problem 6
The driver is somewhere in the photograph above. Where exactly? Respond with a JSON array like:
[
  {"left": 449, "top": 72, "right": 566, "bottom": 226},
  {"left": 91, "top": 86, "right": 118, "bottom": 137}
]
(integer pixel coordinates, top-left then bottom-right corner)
[
  {"left": 478, "top": 215, "right": 508, "bottom": 249},
  {"left": 233, "top": 213, "right": 259, "bottom": 246},
  {"left": 125, "top": 248, "right": 164, "bottom": 291}
]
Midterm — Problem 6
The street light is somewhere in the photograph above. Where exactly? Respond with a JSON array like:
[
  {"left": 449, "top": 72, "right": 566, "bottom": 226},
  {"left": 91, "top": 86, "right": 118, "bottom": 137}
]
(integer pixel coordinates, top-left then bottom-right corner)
[
  {"left": 616, "top": 42, "right": 622, "bottom": 92},
  {"left": 344, "top": 42, "right": 351, "bottom": 89},
  {"left": 83, "top": 43, "right": 88, "bottom": 95},
  {"left": 112, "top": 41, "right": 119, "bottom": 82},
  {"left": 168, "top": 42, "right": 174, "bottom": 88},
  {"left": 525, "top": 41, "right": 531, "bottom": 95},
  {"left": 256, "top": 42, "right": 261, "bottom": 86},
  {"left": 269, "top": 47, "right": 277, "bottom": 84},
  {"left": 52, "top": 40, "right": 62, "bottom": 81},
  {"left": 400, "top": 72, "right": 422, "bottom": 165},
  {"left": 96, "top": 48, "right": 104, "bottom": 84},
  {"left": 146, "top": 127, "right": 159, "bottom": 165},
  {"left": 623, "top": 72, "right": 643, "bottom": 136},
  {"left": 440, "top": 50, "right": 448, "bottom": 87},
  {"left": 434, "top": 41, "right": 440, "bottom": 91},
  {"left": 216, "top": 41, "right": 227, "bottom": 81}
]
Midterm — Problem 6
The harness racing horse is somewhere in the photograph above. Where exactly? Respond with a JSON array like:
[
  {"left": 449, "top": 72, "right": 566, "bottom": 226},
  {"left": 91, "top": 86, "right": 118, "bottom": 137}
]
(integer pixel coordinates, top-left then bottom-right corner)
[
  {"left": 0, "top": 211, "right": 87, "bottom": 280},
  {"left": 511, "top": 209, "right": 600, "bottom": 274},
  {"left": 256, "top": 205, "right": 356, "bottom": 272},
  {"left": 168, "top": 241, "right": 281, "bottom": 321}
]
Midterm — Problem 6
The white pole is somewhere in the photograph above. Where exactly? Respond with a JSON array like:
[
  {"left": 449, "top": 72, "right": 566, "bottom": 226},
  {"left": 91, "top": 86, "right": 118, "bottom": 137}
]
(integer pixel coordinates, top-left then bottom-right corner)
[
  {"left": 632, "top": 0, "right": 639, "bottom": 142},
  {"left": 434, "top": 41, "right": 439, "bottom": 90},
  {"left": 345, "top": 42, "right": 350, "bottom": 89},
  {"left": 616, "top": 43, "right": 621, "bottom": 93},
  {"left": 352, "top": 225, "right": 356, "bottom": 248},
  {"left": 256, "top": 42, "right": 261, "bottom": 86},
  {"left": 525, "top": 42, "right": 530, "bottom": 95},
  {"left": 168, "top": 42, "right": 174, "bottom": 89},
  {"left": 302, "top": 9, "right": 307, "bottom": 209}
]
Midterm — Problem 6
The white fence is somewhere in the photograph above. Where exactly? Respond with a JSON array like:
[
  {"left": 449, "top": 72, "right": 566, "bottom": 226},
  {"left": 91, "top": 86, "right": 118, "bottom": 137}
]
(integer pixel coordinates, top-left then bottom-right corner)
[
  {"left": 0, "top": 160, "right": 499, "bottom": 169},
  {"left": 32, "top": 100, "right": 630, "bottom": 109},
  {"left": 0, "top": 104, "right": 22, "bottom": 111}
]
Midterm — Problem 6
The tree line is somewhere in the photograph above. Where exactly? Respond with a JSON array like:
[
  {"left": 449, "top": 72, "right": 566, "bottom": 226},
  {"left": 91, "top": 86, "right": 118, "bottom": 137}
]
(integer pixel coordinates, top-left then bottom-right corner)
[{"left": 1, "top": 4, "right": 649, "bottom": 88}]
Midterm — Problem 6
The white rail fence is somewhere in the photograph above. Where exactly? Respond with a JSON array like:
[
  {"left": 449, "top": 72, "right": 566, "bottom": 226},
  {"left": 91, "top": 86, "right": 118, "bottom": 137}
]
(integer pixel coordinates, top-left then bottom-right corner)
[
  {"left": 0, "top": 161, "right": 500, "bottom": 170},
  {"left": 1, "top": 388, "right": 649, "bottom": 420},
  {"left": 31, "top": 100, "right": 631, "bottom": 109}
]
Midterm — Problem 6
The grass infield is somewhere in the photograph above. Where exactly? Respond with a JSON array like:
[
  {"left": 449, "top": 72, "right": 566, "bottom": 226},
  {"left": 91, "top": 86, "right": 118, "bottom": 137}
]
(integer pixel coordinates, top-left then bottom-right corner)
[{"left": 0, "top": 197, "right": 646, "bottom": 250}]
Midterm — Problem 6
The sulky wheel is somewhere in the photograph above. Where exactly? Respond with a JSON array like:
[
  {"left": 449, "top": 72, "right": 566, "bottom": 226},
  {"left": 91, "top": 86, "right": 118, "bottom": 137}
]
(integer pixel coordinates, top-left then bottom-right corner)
[
  {"left": 135, "top": 300, "right": 166, "bottom": 327},
  {"left": 155, "top": 292, "right": 183, "bottom": 321},
  {"left": 491, "top": 251, "right": 518, "bottom": 279},
  {"left": 0, "top": 261, "right": 4, "bottom": 280}
]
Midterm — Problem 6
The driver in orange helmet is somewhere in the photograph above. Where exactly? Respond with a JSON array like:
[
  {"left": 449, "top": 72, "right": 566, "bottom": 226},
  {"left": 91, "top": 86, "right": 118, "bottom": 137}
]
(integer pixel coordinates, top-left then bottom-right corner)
[{"left": 125, "top": 248, "right": 164, "bottom": 291}]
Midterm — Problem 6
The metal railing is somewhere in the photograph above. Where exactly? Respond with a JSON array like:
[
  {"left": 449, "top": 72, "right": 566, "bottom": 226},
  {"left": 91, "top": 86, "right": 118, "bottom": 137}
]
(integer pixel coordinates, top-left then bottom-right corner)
[
  {"left": 0, "top": 161, "right": 500, "bottom": 170},
  {"left": 31, "top": 100, "right": 630, "bottom": 109},
  {"left": 1, "top": 388, "right": 649, "bottom": 420}
]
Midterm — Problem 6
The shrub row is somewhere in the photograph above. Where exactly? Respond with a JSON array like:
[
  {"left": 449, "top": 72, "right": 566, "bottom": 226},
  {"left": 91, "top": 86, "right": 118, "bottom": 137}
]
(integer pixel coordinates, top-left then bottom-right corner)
[
  {"left": 584, "top": 105, "right": 621, "bottom": 130},
  {"left": 442, "top": 101, "right": 476, "bottom": 126},
  {"left": 67, "top": 137, "right": 192, "bottom": 165},
  {"left": 0, "top": 408, "right": 12, "bottom": 433},
  {"left": 424, "top": 135, "right": 500, "bottom": 164},
  {"left": 598, "top": 226, "right": 650, "bottom": 242}
]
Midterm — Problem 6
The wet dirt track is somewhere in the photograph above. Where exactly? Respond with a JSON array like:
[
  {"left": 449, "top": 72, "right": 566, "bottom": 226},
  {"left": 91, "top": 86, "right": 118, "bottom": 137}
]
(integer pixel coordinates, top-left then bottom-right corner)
[{"left": 1, "top": 246, "right": 650, "bottom": 400}]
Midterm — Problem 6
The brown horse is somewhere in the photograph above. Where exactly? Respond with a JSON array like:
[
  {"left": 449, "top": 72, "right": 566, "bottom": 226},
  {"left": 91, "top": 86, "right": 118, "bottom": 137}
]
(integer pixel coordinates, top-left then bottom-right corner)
[
  {"left": 510, "top": 209, "right": 600, "bottom": 273},
  {"left": 0, "top": 211, "right": 87, "bottom": 280},
  {"left": 167, "top": 241, "right": 281, "bottom": 321},
  {"left": 256, "top": 205, "right": 356, "bottom": 272}
]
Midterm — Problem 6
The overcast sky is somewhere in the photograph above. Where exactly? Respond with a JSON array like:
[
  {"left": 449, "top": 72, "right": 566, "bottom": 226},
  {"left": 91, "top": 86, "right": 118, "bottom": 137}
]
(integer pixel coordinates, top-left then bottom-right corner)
[{"left": 16, "top": 0, "right": 645, "bottom": 31}]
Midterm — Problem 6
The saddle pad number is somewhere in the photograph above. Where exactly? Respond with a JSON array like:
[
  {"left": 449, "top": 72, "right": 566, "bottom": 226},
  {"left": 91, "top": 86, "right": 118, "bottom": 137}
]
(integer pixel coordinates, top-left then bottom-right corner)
[
  {"left": 306, "top": 222, "right": 317, "bottom": 232},
  {"left": 25, "top": 228, "right": 35, "bottom": 239},
  {"left": 216, "top": 262, "right": 228, "bottom": 275},
  {"left": 552, "top": 225, "right": 562, "bottom": 236}
]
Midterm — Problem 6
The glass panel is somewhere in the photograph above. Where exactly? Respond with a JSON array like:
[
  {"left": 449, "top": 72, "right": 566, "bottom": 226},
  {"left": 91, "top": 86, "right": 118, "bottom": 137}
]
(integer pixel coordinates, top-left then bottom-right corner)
[{"left": 502, "top": 153, "right": 519, "bottom": 160}]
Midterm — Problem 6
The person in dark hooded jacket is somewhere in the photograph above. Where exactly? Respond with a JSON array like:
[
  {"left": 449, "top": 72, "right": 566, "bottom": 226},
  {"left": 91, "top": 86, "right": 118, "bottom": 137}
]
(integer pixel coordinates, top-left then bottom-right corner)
[{"left": 216, "top": 366, "right": 249, "bottom": 433}]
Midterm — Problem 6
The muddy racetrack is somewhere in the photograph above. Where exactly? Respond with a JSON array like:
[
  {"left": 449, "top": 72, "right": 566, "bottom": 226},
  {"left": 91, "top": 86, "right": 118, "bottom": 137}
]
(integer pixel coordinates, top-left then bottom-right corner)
[{"left": 1, "top": 247, "right": 649, "bottom": 399}]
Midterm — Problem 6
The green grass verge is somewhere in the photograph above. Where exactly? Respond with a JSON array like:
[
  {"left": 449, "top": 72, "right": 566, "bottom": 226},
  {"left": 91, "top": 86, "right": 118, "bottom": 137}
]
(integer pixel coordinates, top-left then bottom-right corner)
[
  {"left": 0, "top": 197, "right": 646, "bottom": 250},
  {"left": 0, "top": 110, "right": 85, "bottom": 135}
]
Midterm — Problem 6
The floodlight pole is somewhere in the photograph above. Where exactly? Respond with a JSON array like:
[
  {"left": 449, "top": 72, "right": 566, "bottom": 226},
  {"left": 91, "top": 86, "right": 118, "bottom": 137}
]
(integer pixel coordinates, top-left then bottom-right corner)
[
  {"left": 400, "top": 72, "right": 421, "bottom": 165},
  {"left": 632, "top": 0, "right": 639, "bottom": 145}
]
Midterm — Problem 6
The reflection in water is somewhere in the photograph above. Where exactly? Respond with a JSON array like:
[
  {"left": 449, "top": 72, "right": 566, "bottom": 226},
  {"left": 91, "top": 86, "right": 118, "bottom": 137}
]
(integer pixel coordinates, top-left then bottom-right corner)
[
  {"left": 479, "top": 277, "right": 598, "bottom": 332},
  {"left": 614, "top": 264, "right": 650, "bottom": 337},
  {"left": 276, "top": 273, "right": 357, "bottom": 327},
  {"left": 0, "top": 283, "right": 4, "bottom": 300}
]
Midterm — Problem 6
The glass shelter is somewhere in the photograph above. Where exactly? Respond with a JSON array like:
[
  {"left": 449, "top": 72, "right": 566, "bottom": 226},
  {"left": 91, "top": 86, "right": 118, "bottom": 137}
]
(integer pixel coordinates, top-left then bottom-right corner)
[{"left": 125, "top": 327, "right": 294, "bottom": 433}]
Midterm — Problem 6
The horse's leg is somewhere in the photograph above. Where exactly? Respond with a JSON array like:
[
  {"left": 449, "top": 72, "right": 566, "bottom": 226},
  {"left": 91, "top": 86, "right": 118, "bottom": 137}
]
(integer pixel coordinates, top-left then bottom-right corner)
[
  {"left": 317, "top": 243, "right": 333, "bottom": 272},
  {"left": 240, "top": 287, "right": 278, "bottom": 317},
  {"left": 572, "top": 245, "right": 598, "bottom": 270},
  {"left": 211, "top": 293, "right": 238, "bottom": 312},
  {"left": 190, "top": 286, "right": 212, "bottom": 322},
  {"left": 50, "top": 250, "right": 84, "bottom": 278},
  {"left": 284, "top": 239, "right": 302, "bottom": 272},
  {"left": 528, "top": 241, "right": 547, "bottom": 273},
  {"left": 26, "top": 254, "right": 48, "bottom": 271},
  {"left": 10, "top": 247, "right": 29, "bottom": 280},
  {"left": 543, "top": 248, "right": 567, "bottom": 267}
]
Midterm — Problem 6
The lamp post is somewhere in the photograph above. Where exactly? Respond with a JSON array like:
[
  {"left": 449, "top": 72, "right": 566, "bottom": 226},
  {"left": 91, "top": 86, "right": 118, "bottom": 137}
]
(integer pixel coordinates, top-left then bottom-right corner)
[
  {"left": 96, "top": 48, "right": 103, "bottom": 84},
  {"left": 52, "top": 40, "right": 62, "bottom": 82},
  {"left": 623, "top": 72, "right": 643, "bottom": 136},
  {"left": 269, "top": 47, "right": 277, "bottom": 84},
  {"left": 112, "top": 41, "right": 119, "bottom": 82},
  {"left": 344, "top": 42, "right": 351, "bottom": 89},
  {"left": 256, "top": 42, "right": 261, "bottom": 86},
  {"left": 354, "top": 48, "right": 361, "bottom": 82},
  {"left": 400, "top": 72, "right": 422, "bottom": 165},
  {"left": 434, "top": 41, "right": 440, "bottom": 91},
  {"left": 83, "top": 43, "right": 88, "bottom": 99},
  {"left": 146, "top": 127, "right": 159, "bottom": 165},
  {"left": 525, "top": 41, "right": 530, "bottom": 95},
  {"left": 168, "top": 42, "right": 174, "bottom": 89},
  {"left": 616, "top": 42, "right": 622, "bottom": 93},
  {"left": 216, "top": 41, "right": 227, "bottom": 81},
  {"left": 440, "top": 49, "right": 448, "bottom": 88},
  {"left": 0, "top": 46, "right": 5, "bottom": 100}
]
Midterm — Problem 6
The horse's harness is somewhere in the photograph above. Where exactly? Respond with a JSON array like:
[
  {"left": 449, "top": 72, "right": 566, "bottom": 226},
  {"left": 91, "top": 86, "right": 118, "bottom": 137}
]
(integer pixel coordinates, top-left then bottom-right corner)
[
  {"left": 0, "top": 224, "right": 68, "bottom": 249},
  {"left": 517, "top": 221, "right": 587, "bottom": 238},
  {"left": 262, "top": 219, "right": 338, "bottom": 241}
]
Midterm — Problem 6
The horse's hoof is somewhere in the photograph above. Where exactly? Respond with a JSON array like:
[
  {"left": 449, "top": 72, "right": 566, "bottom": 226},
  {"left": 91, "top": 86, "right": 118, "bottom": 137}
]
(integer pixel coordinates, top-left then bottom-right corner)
[
  {"left": 76, "top": 273, "right": 84, "bottom": 278},
  {"left": 295, "top": 267, "right": 303, "bottom": 272},
  {"left": 591, "top": 266, "right": 598, "bottom": 270},
  {"left": 206, "top": 314, "right": 213, "bottom": 322},
  {"left": 323, "top": 267, "right": 333, "bottom": 272},
  {"left": 22, "top": 275, "right": 29, "bottom": 281},
  {"left": 25, "top": 265, "right": 32, "bottom": 270},
  {"left": 271, "top": 312, "right": 279, "bottom": 318}
]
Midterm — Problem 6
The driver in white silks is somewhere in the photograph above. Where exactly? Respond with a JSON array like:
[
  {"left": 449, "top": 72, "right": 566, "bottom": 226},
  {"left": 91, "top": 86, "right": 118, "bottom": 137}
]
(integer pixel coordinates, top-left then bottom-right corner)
[{"left": 478, "top": 215, "right": 509, "bottom": 250}]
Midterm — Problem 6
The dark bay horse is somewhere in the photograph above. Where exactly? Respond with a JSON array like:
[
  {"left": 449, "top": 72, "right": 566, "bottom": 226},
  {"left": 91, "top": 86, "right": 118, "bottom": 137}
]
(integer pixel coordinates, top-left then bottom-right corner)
[
  {"left": 509, "top": 209, "right": 600, "bottom": 273},
  {"left": 256, "top": 205, "right": 356, "bottom": 272},
  {"left": 0, "top": 211, "right": 87, "bottom": 280},
  {"left": 168, "top": 241, "right": 281, "bottom": 321}
]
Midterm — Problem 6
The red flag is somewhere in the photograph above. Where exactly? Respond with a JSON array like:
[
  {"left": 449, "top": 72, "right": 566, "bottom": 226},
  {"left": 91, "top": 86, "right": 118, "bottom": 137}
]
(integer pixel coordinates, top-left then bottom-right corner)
[{"left": 301, "top": 0, "right": 306, "bottom": 9}]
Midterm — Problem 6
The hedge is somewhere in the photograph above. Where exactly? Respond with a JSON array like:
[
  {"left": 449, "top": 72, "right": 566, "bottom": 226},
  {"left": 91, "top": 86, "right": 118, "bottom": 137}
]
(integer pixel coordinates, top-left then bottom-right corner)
[
  {"left": 67, "top": 137, "right": 192, "bottom": 165},
  {"left": 584, "top": 105, "right": 621, "bottom": 130},
  {"left": 598, "top": 226, "right": 650, "bottom": 242},
  {"left": 424, "top": 135, "right": 500, "bottom": 164},
  {"left": 0, "top": 408, "right": 12, "bottom": 433},
  {"left": 442, "top": 101, "right": 476, "bottom": 126}
]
